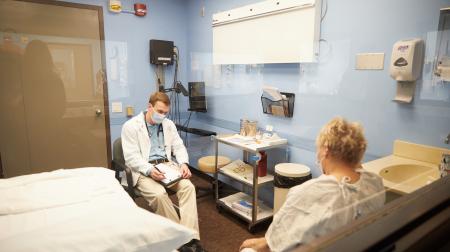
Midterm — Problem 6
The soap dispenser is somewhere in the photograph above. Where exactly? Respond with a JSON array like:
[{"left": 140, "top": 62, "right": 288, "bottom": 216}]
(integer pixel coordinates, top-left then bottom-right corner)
[{"left": 389, "top": 38, "right": 424, "bottom": 103}]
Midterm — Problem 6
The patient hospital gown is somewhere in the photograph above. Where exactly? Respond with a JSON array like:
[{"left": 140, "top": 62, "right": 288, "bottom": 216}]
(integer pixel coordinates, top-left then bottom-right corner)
[{"left": 266, "top": 169, "right": 385, "bottom": 252}]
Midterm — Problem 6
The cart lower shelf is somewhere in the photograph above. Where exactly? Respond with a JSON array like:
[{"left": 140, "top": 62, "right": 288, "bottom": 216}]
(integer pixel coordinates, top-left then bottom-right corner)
[{"left": 217, "top": 192, "right": 273, "bottom": 224}]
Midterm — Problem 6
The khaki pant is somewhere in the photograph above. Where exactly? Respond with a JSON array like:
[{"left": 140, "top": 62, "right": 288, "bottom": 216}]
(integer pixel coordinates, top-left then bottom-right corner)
[{"left": 136, "top": 175, "right": 200, "bottom": 240}]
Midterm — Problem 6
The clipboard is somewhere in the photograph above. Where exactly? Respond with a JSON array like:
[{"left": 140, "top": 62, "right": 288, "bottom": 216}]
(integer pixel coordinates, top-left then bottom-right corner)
[{"left": 154, "top": 162, "right": 183, "bottom": 188}]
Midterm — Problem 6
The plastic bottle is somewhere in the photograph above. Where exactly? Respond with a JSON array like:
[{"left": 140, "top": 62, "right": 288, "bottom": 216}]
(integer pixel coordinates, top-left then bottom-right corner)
[{"left": 257, "top": 151, "right": 267, "bottom": 177}]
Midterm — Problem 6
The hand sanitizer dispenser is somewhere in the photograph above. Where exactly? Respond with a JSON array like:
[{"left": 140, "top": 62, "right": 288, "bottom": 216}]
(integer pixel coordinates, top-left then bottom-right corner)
[
  {"left": 389, "top": 38, "right": 424, "bottom": 103},
  {"left": 390, "top": 39, "right": 424, "bottom": 81}
]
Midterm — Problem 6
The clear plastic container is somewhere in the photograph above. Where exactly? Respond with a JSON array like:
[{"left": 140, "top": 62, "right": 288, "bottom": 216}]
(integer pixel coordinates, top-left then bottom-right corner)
[
  {"left": 246, "top": 120, "right": 257, "bottom": 137},
  {"left": 240, "top": 119, "right": 258, "bottom": 137}
]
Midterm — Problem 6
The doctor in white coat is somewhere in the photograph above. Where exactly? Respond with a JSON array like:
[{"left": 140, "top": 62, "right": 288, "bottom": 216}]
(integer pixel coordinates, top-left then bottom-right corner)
[{"left": 121, "top": 92, "right": 202, "bottom": 250}]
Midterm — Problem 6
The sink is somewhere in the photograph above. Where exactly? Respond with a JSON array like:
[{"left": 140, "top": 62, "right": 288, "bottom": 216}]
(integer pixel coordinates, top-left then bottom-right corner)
[
  {"left": 379, "top": 164, "right": 439, "bottom": 188},
  {"left": 363, "top": 140, "right": 449, "bottom": 195}
]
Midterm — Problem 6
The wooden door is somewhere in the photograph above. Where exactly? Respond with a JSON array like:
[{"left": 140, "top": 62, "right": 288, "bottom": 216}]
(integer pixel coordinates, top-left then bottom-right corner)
[{"left": 0, "top": 0, "right": 111, "bottom": 177}]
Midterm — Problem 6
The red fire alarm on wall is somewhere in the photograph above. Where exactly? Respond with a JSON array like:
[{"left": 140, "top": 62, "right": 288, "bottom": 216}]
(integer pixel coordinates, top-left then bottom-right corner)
[{"left": 134, "top": 3, "right": 147, "bottom": 16}]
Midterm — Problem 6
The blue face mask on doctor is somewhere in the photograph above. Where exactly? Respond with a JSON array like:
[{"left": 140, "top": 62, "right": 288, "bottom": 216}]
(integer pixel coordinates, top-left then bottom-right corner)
[{"left": 151, "top": 111, "right": 166, "bottom": 124}]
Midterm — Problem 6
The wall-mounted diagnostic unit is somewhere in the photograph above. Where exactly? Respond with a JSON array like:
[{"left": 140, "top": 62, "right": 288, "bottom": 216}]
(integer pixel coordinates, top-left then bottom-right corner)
[
  {"left": 150, "top": 39, "right": 174, "bottom": 65},
  {"left": 390, "top": 38, "right": 424, "bottom": 103},
  {"left": 188, "top": 82, "right": 207, "bottom": 112}
]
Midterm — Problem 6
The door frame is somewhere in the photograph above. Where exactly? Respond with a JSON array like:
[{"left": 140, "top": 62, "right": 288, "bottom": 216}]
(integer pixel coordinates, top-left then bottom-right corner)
[{"left": 16, "top": 0, "right": 112, "bottom": 168}]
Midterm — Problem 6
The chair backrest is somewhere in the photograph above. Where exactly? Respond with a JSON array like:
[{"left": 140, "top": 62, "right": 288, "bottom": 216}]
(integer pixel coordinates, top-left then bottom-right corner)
[
  {"left": 112, "top": 138, "right": 125, "bottom": 182},
  {"left": 113, "top": 138, "right": 125, "bottom": 165},
  {"left": 112, "top": 137, "right": 137, "bottom": 197}
]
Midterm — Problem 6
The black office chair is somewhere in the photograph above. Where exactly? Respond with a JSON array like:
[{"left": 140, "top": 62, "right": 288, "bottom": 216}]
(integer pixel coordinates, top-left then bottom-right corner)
[
  {"left": 112, "top": 137, "right": 140, "bottom": 199},
  {"left": 112, "top": 138, "right": 179, "bottom": 212}
]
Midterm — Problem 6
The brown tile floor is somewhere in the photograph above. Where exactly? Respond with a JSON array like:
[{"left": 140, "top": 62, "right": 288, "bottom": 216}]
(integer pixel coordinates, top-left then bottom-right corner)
[{"left": 136, "top": 174, "right": 268, "bottom": 252}]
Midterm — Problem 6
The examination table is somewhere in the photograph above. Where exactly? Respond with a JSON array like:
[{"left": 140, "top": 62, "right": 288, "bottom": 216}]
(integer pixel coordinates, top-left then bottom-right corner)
[{"left": 0, "top": 167, "right": 194, "bottom": 252}]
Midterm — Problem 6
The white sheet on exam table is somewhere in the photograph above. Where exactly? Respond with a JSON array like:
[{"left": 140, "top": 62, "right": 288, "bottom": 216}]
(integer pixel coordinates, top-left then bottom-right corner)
[{"left": 0, "top": 167, "right": 194, "bottom": 252}]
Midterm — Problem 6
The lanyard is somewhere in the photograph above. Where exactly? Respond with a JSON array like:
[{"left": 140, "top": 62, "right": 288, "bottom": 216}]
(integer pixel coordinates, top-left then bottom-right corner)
[{"left": 143, "top": 112, "right": 164, "bottom": 146}]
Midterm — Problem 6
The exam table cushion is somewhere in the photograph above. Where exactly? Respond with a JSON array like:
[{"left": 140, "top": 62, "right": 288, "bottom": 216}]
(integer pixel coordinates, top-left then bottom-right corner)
[{"left": 0, "top": 167, "right": 194, "bottom": 252}]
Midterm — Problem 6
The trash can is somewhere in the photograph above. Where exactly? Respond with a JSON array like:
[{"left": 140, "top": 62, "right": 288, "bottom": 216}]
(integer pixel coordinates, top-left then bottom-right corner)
[{"left": 274, "top": 163, "right": 311, "bottom": 214}]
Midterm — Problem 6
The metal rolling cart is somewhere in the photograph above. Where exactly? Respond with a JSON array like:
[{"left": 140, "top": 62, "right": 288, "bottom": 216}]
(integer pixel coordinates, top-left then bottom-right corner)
[{"left": 213, "top": 134, "right": 288, "bottom": 232}]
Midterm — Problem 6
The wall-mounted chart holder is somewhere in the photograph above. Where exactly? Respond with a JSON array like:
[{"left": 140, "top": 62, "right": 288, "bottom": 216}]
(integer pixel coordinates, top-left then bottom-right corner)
[{"left": 261, "top": 92, "right": 295, "bottom": 118}]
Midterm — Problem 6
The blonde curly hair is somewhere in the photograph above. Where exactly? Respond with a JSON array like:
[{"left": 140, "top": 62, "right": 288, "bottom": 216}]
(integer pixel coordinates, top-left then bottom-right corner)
[{"left": 316, "top": 117, "right": 367, "bottom": 166}]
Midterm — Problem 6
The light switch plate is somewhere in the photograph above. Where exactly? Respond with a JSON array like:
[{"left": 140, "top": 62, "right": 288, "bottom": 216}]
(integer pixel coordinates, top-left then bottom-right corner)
[
  {"left": 126, "top": 106, "right": 134, "bottom": 117},
  {"left": 356, "top": 53, "right": 385, "bottom": 70},
  {"left": 111, "top": 102, "right": 122, "bottom": 113}
]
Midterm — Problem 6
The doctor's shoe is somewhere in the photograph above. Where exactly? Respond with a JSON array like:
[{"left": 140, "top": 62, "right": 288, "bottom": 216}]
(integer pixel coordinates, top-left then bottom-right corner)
[{"left": 178, "top": 239, "right": 207, "bottom": 252}]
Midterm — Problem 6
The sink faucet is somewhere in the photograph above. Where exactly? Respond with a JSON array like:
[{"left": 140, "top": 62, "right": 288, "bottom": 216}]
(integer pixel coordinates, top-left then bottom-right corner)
[{"left": 440, "top": 154, "right": 450, "bottom": 178}]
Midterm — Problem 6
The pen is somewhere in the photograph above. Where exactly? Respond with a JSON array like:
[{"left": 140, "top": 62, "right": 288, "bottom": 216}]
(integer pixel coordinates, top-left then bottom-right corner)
[{"left": 154, "top": 166, "right": 165, "bottom": 173}]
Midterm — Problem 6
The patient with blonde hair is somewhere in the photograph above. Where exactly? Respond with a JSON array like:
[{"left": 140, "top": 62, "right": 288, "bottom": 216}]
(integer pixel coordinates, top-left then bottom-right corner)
[{"left": 240, "top": 117, "right": 385, "bottom": 252}]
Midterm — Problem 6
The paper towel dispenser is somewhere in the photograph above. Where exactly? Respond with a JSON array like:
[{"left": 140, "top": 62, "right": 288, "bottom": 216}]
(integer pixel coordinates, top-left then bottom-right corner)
[{"left": 390, "top": 39, "right": 424, "bottom": 81}]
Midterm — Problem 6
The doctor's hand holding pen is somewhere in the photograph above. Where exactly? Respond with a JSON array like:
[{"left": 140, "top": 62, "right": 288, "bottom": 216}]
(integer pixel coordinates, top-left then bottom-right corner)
[{"left": 150, "top": 167, "right": 166, "bottom": 181}]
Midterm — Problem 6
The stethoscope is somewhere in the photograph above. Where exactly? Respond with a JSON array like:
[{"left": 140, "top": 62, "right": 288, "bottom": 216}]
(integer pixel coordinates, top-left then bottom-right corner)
[{"left": 143, "top": 111, "right": 165, "bottom": 148}]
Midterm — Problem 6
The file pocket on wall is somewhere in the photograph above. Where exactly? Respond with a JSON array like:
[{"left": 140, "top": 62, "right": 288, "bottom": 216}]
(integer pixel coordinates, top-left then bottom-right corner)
[{"left": 261, "top": 92, "right": 295, "bottom": 118}]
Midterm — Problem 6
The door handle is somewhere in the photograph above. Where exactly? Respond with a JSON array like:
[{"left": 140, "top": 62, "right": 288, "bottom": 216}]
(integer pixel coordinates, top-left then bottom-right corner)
[{"left": 95, "top": 109, "right": 102, "bottom": 117}]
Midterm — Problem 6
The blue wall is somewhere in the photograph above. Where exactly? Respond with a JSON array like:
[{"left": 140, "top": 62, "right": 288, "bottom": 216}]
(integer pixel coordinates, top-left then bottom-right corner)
[
  {"left": 64, "top": 0, "right": 190, "bottom": 142},
  {"left": 184, "top": 0, "right": 450, "bottom": 179},
  {"left": 65, "top": 0, "right": 450, "bottom": 176},
  {"left": 58, "top": 0, "right": 450, "bottom": 204}
]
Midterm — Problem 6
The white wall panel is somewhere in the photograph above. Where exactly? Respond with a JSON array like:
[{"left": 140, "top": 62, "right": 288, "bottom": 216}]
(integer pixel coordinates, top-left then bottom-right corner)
[{"left": 212, "top": 0, "right": 321, "bottom": 64}]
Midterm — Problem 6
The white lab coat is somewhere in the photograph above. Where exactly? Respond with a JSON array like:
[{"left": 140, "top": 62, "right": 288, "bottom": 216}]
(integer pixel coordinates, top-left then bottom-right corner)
[
  {"left": 265, "top": 169, "right": 385, "bottom": 252},
  {"left": 121, "top": 111, "right": 189, "bottom": 187}
]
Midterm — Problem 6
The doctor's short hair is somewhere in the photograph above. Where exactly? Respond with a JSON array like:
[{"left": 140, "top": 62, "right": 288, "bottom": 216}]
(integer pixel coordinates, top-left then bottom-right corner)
[
  {"left": 149, "top": 92, "right": 171, "bottom": 106},
  {"left": 316, "top": 117, "right": 367, "bottom": 166}
]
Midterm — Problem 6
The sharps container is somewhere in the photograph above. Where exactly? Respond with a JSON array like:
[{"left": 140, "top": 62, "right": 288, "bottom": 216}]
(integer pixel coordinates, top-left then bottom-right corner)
[{"left": 274, "top": 163, "right": 311, "bottom": 214}]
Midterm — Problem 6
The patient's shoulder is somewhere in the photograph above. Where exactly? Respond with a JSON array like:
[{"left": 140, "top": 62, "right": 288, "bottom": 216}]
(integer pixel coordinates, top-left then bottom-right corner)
[
  {"left": 290, "top": 175, "right": 339, "bottom": 194},
  {"left": 286, "top": 176, "right": 340, "bottom": 206}
]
